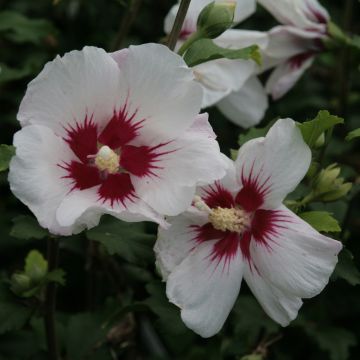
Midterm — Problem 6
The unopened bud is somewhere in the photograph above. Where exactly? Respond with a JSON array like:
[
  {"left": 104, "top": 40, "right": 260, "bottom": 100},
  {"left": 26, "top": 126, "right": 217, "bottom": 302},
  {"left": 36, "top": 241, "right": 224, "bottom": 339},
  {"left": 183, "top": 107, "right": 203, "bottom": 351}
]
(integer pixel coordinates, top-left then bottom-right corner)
[
  {"left": 197, "top": 0, "right": 236, "bottom": 39},
  {"left": 315, "top": 164, "right": 352, "bottom": 201}
]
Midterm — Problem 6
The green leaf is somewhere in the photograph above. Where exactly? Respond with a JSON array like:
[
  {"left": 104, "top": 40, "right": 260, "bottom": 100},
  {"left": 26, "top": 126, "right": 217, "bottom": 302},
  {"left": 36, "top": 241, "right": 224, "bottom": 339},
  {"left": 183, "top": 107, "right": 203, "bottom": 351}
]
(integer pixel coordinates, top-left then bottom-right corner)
[
  {"left": 305, "top": 326, "right": 356, "bottom": 360},
  {"left": 0, "top": 283, "right": 32, "bottom": 335},
  {"left": 10, "top": 215, "right": 48, "bottom": 240},
  {"left": 299, "top": 211, "right": 341, "bottom": 232},
  {"left": 46, "top": 269, "right": 66, "bottom": 286},
  {"left": 65, "top": 313, "right": 108, "bottom": 360},
  {"left": 0, "top": 144, "right": 15, "bottom": 172},
  {"left": 0, "top": 11, "right": 57, "bottom": 45},
  {"left": 332, "top": 249, "right": 360, "bottom": 286},
  {"left": 0, "top": 62, "right": 33, "bottom": 84},
  {"left": 24, "top": 250, "right": 48, "bottom": 283},
  {"left": 86, "top": 216, "right": 155, "bottom": 265},
  {"left": 184, "top": 38, "right": 260, "bottom": 67},
  {"left": 345, "top": 128, "right": 360, "bottom": 141},
  {"left": 298, "top": 110, "right": 344, "bottom": 147}
]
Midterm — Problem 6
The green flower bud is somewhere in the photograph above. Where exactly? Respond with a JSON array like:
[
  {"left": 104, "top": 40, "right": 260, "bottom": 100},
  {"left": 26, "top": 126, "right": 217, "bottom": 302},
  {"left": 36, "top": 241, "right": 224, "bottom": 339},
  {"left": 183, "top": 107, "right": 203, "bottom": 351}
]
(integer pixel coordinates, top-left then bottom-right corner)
[
  {"left": 10, "top": 273, "right": 32, "bottom": 295},
  {"left": 320, "top": 181, "right": 352, "bottom": 202},
  {"left": 197, "top": 0, "right": 236, "bottom": 39},
  {"left": 314, "top": 164, "right": 352, "bottom": 201}
]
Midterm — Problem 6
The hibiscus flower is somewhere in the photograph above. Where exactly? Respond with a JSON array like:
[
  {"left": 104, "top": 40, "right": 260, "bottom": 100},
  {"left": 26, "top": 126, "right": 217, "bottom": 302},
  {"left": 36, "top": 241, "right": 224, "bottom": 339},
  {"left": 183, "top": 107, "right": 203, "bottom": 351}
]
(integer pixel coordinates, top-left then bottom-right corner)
[
  {"left": 155, "top": 118, "right": 342, "bottom": 337},
  {"left": 9, "top": 44, "right": 228, "bottom": 235}
]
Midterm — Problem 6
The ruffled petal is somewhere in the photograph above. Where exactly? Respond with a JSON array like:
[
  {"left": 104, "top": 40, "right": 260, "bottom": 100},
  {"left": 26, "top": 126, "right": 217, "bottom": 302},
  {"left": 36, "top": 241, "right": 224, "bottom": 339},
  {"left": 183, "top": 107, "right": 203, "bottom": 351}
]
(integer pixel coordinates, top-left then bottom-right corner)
[
  {"left": 18, "top": 47, "right": 121, "bottom": 136},
  {"left": 8, "top": 125, "right": 76, "bottom": 235},
  {"left": 266, "top": 54, "right": 314, "bottom": 100},
  {"left": 116, "top": 43, "right": 203, "bottom": 145},
  {"left": 167, "top": 241, "right": 244, "bottom": 337},
  {"left": 217, "top": 76, "right": 268, "bottom": 128},
  {"left": 234, "top": 118, "right": 311, "bottom": 210},
  {"left": 195, "top": 59, "right": 256, "bottom": 108},
  {"left": 155, "top": 209, "right": 209, "bottom": 279},
  {"left": 248, "top": 206, "right": 342, "bottom": 299},
  {"left": 56, "top": 186, "right": 166, "bottom": 231},
  {"left": 244, "top": 265, "right": 303, "bottom": 326}
]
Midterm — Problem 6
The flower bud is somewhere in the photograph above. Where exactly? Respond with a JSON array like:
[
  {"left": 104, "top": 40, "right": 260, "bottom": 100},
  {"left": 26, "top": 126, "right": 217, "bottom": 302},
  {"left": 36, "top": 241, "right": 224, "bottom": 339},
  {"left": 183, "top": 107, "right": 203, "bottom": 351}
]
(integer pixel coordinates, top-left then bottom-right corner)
[
  {"left": 197, "top": 0, "right": 236, "bottom": 39},
  {"left": 10, "top": 273, "right": 32, "bottom": 296},
  {"left": 314, "top": 164, "right": 352, "bottom": 201}
]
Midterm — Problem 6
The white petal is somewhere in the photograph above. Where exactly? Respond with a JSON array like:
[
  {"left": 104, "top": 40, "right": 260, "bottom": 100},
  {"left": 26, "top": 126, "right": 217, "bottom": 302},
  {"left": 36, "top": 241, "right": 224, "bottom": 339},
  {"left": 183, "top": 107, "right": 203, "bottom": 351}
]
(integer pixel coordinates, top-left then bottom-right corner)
[
  {"left": 266, "top": 55, "right": 314, "bottom": 100},
  {"left": 258, "top": 0, "right": 328, "bottom": 30},
  {"left": 167, "top": 241, "right": 244, "bottom": 337},
  {"left": 132, "top": 114, "right": 228, "bottom": 216},
  {"left": 249, "top": 206, "right": 342, "bottom": 299},
  {"left": 233, "top": 0, "right": 256, "bottom": 23},
  {"left": 265, "top": 26, "right": 324, "bottom": 60},
  {"left": 215, "top": 29, "right": 269, "bottom": 50},
  {"left": 235, "top": 118, "right": 311, "bottom": 209},
  {"left": 217, "top": 76, "right": 268, "bottom": 128},
  {"left": 196, "top": 59, "right": 256, "bottom": 108},
  {"left": 8, "top": 125, "right": 76, "bottom": 235},
  {"left": 110, "top": 48, "right": 130, "bottom": 67},
  {"left": 56, "top": 187, "right": 166, "bottom": 231},
  {"left": 18, "top": 47, "right": 121, "bottom": 136},
  {"left": 155, "top": 209, "right": 209, "bottom": 279},
  {"left": 244, "top": 266, "right": 303, "bottom": 326},
  {"left": 118, "top": 43, "right": 203, "bottom": 145}
]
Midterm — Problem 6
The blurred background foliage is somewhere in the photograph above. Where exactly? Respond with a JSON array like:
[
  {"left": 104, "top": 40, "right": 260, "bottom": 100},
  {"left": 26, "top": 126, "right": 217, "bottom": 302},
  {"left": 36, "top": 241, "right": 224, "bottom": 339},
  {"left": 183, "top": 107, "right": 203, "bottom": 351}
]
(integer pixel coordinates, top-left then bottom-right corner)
[{"left": 0, "top": 0, "right": 360, "bottom": 359}]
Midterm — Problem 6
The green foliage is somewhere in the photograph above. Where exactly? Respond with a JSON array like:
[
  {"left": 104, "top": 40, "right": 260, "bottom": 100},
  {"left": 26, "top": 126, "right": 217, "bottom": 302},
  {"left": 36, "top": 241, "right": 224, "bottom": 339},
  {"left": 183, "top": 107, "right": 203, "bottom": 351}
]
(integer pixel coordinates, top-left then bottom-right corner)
[
  {"left": 65, "top": 313, "right": 108, "bottom": 360},
  {"left": 11, "top": 249, "right": 65, "bottom": 298},
  {"left": 86, "top": 216, "right": 155, "bottom": 265},
  {"left": 184, "top": 39, "right": 260, "bottom": 67},
  {"left": 333, "top": 249, "right": 360, "bottom": 286},
  {"left": 0, "top": 63, "right": 33, "bottom": 84},
  {"left": 304, "top": 326, "right": 356, "bottom": 360},
  {"left": 299, "top": 211, "right": 341, "bottom": 232},
  {"left": 24, "top": 250, "right": 48, "bottom": 283},
  {"left": 10, "top": 215, "right": 48, "bottom": 240},
  {"left": 345, "top": 128, "right": 360, "bottom": 141},
  {"left": 0, "top": 144, "right": 15, "bottom": 171},
  {"left": 0, "top": 11, "right": 57, "bottom": 45},
  {"left": 298, "top": 110, "right": 344, "bottom": 147},
  {"left": 0, "top": 283, "right": 32, "bottom": 335}
]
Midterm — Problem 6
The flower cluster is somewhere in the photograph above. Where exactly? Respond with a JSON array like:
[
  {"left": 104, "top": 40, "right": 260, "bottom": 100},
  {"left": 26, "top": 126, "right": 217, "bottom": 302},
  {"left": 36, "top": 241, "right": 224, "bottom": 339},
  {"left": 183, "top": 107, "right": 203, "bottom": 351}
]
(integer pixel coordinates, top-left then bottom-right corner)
[
  {"left": 165, "top": 0, "right": 331, "bottom": 127},
  {"left": 8, "top": 0, "right": 343, "bottom": 340}
]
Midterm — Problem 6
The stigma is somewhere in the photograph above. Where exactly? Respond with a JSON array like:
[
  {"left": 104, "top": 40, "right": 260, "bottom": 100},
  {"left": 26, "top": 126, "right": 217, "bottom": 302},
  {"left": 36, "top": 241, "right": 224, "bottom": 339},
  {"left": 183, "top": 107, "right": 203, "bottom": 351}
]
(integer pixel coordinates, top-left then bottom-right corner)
[{"left": 94, "top": 145, "right": 120, "bottom": 174}]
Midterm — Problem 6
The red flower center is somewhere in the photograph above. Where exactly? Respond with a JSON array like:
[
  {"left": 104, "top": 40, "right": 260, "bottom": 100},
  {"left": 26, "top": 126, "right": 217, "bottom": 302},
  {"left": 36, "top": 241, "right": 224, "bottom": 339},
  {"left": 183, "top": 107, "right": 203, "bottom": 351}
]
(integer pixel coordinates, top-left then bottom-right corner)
[
  {"left": 59, "top": 103, "right": 173, "bottom": 207},
  {"left": 192, "top": 178, "right": 291, "bottom": 268}
]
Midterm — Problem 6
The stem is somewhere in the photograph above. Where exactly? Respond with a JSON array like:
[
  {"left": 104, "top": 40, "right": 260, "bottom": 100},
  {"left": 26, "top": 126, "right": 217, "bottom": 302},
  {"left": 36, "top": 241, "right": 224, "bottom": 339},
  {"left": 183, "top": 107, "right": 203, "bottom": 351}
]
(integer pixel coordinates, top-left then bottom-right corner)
[
  {"left": 177, "top": 30, "right": 203, "bottom": 56},
  {"left": 112, "top": 0, "right": 142, "bottom": 51},
  {"left": 44, "top": 238, "right": 60, "bottom": 360},
  {"left": 167, "top": 0, "right": 192, "bottom": 51}
]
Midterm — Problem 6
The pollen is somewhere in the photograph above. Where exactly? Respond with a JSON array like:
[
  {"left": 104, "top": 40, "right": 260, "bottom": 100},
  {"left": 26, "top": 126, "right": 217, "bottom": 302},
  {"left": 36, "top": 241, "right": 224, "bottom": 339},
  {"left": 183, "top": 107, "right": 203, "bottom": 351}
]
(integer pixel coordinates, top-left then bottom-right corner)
[
  {"left": 209, "top": 207, "right": 250, "bottom": 233},
  {"left": 94, "top": 145, "right": 120, "bottom": 174}
]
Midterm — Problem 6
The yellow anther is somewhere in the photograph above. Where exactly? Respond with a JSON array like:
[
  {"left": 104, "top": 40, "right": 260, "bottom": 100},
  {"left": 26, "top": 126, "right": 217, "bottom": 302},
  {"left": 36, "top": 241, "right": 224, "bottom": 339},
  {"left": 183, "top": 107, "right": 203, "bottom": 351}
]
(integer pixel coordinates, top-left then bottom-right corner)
[
  {"left": 94, "top": 145, "right": 120, "bottom": 174},
  {"left": 209, "top": 207, "right": 250, "bottom": 233}
]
